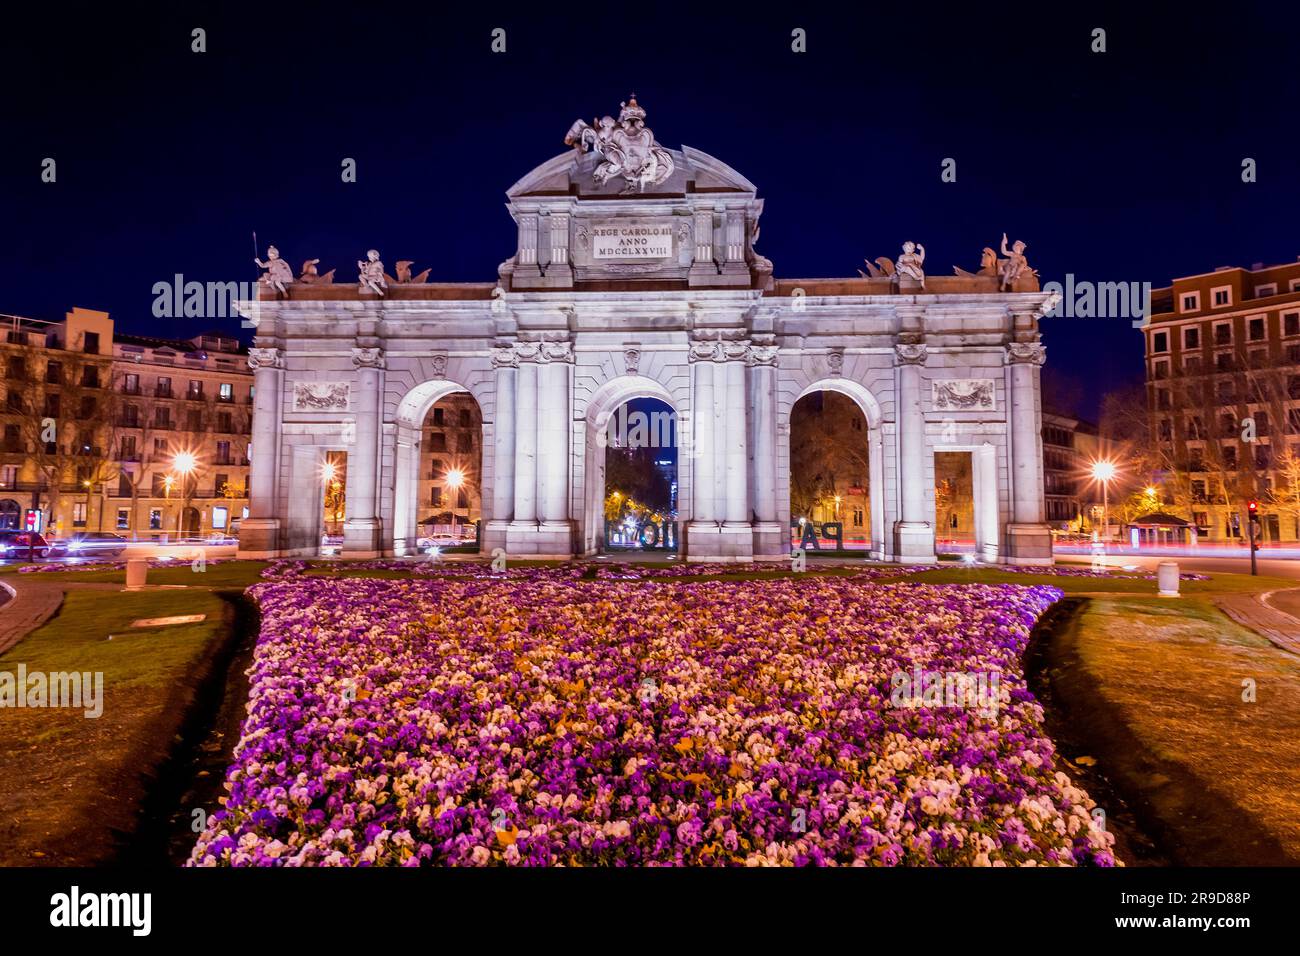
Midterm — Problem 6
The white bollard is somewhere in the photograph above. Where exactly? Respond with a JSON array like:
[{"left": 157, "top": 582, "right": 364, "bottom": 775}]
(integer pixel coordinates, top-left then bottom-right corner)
[
  {"left": 125, "top": 558, "right": 149, "bottom": 591},
  {"left": 1157, "top": 560, "right": 1180, "bottom": 597}
]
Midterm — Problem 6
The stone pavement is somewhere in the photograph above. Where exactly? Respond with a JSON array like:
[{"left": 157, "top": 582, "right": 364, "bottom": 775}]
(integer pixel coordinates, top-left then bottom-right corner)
[{"left": 1215, "top": 588, "right": 1300, "bottom": 656}]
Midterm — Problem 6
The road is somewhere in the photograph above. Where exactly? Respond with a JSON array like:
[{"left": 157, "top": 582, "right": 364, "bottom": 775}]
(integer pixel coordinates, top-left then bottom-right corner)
[{"left": 1054, "top": 545, "right": 1300, "bottom": 581}]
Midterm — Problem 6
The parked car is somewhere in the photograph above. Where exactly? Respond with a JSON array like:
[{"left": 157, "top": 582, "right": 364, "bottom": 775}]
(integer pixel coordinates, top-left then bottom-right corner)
[
  {"left": 47, "top": 531, "right": 129, "bottom": 558},
  {"left": 0, "top": 530, "right": 52, "bottom": 560}
]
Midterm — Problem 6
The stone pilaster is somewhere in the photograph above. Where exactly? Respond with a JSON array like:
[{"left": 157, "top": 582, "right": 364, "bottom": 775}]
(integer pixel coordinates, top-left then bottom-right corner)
[
  {"left": 483, "top": 346, "right": 517, "bottom": 554},
  {"left": 1004, "top": 339, "right": 1053, "bottom": 565},
  {"left": 238, "top": 346, "right": 284, "bottom": 557},
  {"left": 748, "top": 344, "right": 782, "bottom": 558},
  {"left": 688, "top": 208, "right": 716, "bottom": 286}
]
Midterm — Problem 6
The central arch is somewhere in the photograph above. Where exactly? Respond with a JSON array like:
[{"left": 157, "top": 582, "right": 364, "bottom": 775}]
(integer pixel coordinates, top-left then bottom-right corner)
[
  {"left": 391, "top": 379, "right": 481, "bottom": 556},
  {"left": 784, "top": 378, "right": 887, "bottom": 560},
  {"left": 580, "top": 375, "right": 684, "bottom": 557}
]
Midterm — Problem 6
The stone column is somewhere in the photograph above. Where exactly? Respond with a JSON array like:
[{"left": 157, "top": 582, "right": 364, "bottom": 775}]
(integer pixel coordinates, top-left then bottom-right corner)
[
  {"left": 1004, "top": 340, "right": 1053, "bottom": 564},
  {"left": 687, "top": 342, "right": 719, "bottom": 556},
  {"left": 535, "top": 341, "right": 573, "bottom": 554},
  {"left": 719, "top": 344, "right": 753, "bottom": 559},
  {"left": 510, "top": 345, "right": 539, "bottom": 529},
  {"left": 892, "top": 341, "right": 936, "bottom": 563},
  {"left": 343, "top": 347, "right": 384, "bottom": 557},
  {"left": 748, "top": 344, "right": 782, "bottom": 558},
  {"left": 483, "top": 346, "right": 517, "bottom": 554},
  {"left": 238, "top": 347, "right": 283, "bottom": 556}
]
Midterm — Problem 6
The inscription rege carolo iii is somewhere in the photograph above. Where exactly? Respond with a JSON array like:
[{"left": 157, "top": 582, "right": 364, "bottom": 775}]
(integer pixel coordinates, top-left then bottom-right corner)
[{"left": 592, "top": 220, "right": 673, "bottom": 259}]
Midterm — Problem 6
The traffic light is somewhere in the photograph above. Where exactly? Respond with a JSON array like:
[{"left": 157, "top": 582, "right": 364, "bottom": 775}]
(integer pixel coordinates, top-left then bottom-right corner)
[{"left": 1248, "top": 499, "right": 1259, "bottom": 519}]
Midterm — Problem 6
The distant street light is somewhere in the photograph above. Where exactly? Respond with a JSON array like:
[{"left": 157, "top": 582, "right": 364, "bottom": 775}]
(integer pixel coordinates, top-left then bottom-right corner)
[{"left": 1091, "top": 460, "right": 1118, "bottom": 542}]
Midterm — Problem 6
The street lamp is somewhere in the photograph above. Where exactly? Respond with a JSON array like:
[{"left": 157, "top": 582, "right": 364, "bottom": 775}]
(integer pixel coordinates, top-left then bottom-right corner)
[
  {"left": 444, "top": 468, "right": 465, "bottom": 539},
  {"left": 171, "top": 450, "right": 198, "bottom": 537},
  {"left": 1091, "top": 460, "right": 1117, "bottom": 542}
]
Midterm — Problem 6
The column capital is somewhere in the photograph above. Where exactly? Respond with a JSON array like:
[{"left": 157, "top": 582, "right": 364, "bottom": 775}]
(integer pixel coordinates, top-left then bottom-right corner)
[
  {"left": 247, "top": 347, "right": 283, "bottom": 371},
  {"left": 539, "top": 341, "right": 573, "bottom": 364},
  {"left": 351, "top": 346, "right": 386, "bottom": 369},
  {"left": 1005, "top": 342, "right": 1047, "bottom": 366},
  {"left": 491, "top": 345, "right": 519, "bottom": 369},
  {"left": 894, "top": 342, "right": 928, "bottom": 366},
  {"left": 748, "top": 345, "right": 779, "bottom": 367},
  {"left": 689, "top": 340, "right": 720, "bottom": 363}
]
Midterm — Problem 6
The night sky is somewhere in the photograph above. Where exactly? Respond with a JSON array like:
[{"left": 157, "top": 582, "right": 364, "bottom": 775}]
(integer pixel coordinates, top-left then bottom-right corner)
[{"left": 3, "top": 3, "right": 1297, "bottom": 422}]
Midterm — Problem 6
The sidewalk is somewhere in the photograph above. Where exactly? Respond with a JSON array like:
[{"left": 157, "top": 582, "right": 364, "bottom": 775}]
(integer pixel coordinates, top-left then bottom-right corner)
[{"left": 1214, "top": 588, "right": 1300, "bottom": 656}]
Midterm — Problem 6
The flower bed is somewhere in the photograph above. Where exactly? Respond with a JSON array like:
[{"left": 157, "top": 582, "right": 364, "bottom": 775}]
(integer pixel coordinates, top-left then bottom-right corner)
[{"left": 191, "top": 573, "right": 1116, "bottom": 866}]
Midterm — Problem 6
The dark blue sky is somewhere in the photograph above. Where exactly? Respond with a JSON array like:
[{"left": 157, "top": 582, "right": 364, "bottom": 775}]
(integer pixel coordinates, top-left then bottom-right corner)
[{"left": 3, "top": 3, "right": 1297, "bottom": 421}]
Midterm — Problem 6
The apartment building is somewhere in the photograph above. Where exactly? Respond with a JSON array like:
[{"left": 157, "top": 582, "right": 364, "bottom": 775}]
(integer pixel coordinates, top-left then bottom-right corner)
[
  {"left": 0, "top": 307, "right": 251, "bottom": 539},
  {"left": 1144, "top": 258, "right": 1300, "bottom": 542},
  {"left": 1042, "top": 410, "right": 1099, "bottom": 530}
]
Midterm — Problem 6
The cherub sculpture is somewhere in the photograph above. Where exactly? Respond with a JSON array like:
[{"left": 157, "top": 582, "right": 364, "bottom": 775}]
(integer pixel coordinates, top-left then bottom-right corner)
[
  {"left": 254, "top": 245, "right": 294, "bottom": 296},
  {"left": 894, "top": 241, "right": 926, "bottom": 287},
  {"left": 998, "top": 233, "right": 1031, "bottom": 289},
  {"left": 298, "top": 258, "right": 335, "bottom": 285},
  {"left": 357, "top": 249, "right": 387, "bottom": 296}
]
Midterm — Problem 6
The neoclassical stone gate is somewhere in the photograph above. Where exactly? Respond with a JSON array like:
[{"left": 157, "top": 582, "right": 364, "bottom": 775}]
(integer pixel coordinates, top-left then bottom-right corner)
[{"left": 238, "top": 100, "right": 1058, "bottom": 564}]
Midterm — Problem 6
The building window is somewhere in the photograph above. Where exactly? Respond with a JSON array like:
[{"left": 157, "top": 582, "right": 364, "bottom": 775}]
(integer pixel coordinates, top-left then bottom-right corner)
[
  {"left": 1184, "top": 355, "right": 1202, "bottom": 373},
  {"left": 1158, "top": 419, "right": 1172, "bottom": 440},
  {"left": 83, "top": 332, "right": 100, "bottom": 354},
  {"left": 188, "top": 380, "right": 203, "bottom": 400},
  {"left": 1248, "top": 316, "right": 1266, "bottom": 341},
  {"left": 81, "top": 366, "right": 100, "bottom": 388},
  {"left": 1181, "top": 292, "right": 1200, "bottom": 313},
  {"left": 215, "top": 473, "right": 229, "bottom": 496},
  {"left": 44, "top": 360, "right": 61, "bottom": 384},
  {"left": 72, "top": 501, "right": 87, "bottom": 527},
  {"left": 1255, "top": 283, "right": 1278, "bottom": 297},
  {"left": 219, "top": 382, "right": 233, "bottom": 402},
  {"left": 1153, "top": 359, "right": 1169, "bottom": 379},
  {"left": 1212, "top": 286, "right": 1232, "bottom": 307},
  {"left": 1156, "top": 389, "right": 1170, "bottom": 410},
  {"left": 124, "top": 373, "right": 140, "bottom": 394},
  {"left": 216, "top": 441, "right": 231, "bottom": 465},
  {"left": 1183, "top": 326, "right": 1199, "bottom": 349},
  {"left": 116, "top": 508, "right": 130, "bottom": 530},
  {"left": 1152, "top": 331, "right": 1168, "bottom": 353},
  {"left": 218, "top": 412, "right": 232, "bottom": 433},
  {"left": 430, "top": 486, "right": 443, "bottom": 507},
  {"left": 1216, "top": 352, "right": 1233, "bottom": 372},
  {"left": 430, "top": 433, "right": 447, "bottom": 452},
  {"left": 1214, "top": 322, "right": 1232, "bottom": 345},
  {"left": 1284, "top": 313, "right": 1299, "bottom": 337},
  {"left": 156, "top": 377, "right": 172, "bottom": 398},
  {"left": 149, "top": 508, "right": 163, "bottom": 530},
  {"left": 1222, "top": 445, "right": 1237, "bottom": 468},
  {"left": 433, "top": 408, "right": 444, "bottom": 425},
  {"left": 151, "top": 474, "right": 167, "bottom": 496},
  {"left": 0, "top": 465, "right": 17, "bottom": 488},
  {"left": 212, "top": 506, "right": 228, "bottom": 529}
]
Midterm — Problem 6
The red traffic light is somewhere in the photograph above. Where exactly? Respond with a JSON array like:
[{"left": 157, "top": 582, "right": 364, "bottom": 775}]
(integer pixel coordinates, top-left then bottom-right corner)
[{"left": 1248, "top": 499, "right": 1259, "bottom": 515}]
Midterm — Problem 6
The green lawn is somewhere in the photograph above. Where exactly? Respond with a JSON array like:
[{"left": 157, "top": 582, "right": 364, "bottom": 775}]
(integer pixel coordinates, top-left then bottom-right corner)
[
  {"left": 0, "top": 588, "right": 242, "bottom": 864},
  {"left": 1046, "top": 594, "right": 1300, "bottom": 864},
  {"left": 0, "top": 560, "right": 271, "bottom": 588}
]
